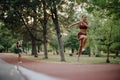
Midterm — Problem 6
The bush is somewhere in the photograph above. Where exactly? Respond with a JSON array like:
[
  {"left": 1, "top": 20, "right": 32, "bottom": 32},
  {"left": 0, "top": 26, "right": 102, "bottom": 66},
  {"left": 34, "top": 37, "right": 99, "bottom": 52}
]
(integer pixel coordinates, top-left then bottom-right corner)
[
  {"left": 9, "top": 43, "right": 16, "bottom": 53},
  {"left": 95, "top": 52, "right": 102, "bottom": 57},
  {"left": 69, "top": 53, "right": 73, "bottom": 56},
  {"left": 0, "top": 45, "right": 4, "bottom": 52},
  {"left": 82, "top": 48, "right": 90, "bottom": 55},
  {"left": 99, "top": 45, "right": 107, "bottom": 53},
  {"left": 110, "top": 42, "right": 120, "bottom": 53}
]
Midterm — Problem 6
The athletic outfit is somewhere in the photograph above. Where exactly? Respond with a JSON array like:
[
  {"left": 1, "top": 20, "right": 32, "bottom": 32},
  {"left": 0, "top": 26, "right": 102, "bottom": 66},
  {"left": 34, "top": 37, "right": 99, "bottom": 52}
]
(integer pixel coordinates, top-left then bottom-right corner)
[
  {"left": 16, "top": 42, "right": 22, "bottom": 54},
  {"left": 77, "top": 22, "right": 88, "bottom": 39}
]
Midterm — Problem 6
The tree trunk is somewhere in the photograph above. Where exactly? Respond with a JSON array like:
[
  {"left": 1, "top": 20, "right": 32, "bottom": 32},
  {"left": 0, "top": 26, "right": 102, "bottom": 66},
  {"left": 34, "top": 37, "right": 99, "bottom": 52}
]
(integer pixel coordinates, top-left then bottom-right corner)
[
  {"left": 42, "top": 0, "right": 48, "bottom": 59},
  {"left": 106, "top": 45, "right": 110, "bottom": 63},
  {"left": 50, "top": 5, "right": 65, "bottom": 61},
  {"left": 5, "top": 47, "right": 8, "bottom": 53},
  {"left": 22, "top": 47, "right": 25, "bottom": 54},
  {"left": 26, "top": 42, "right": 29, "bottom": 54},
  {"left": 106, "top": 26, "right": 112, "bottom": 63},
  {"left": 71, "top": 48, "right": 74, "bottom": 53},
  {"left": 116, "top": 51, "right": 119, "bottom": 57},
  {"left": 37, "top": 44, "right": 40, "bottom": 53},
  {"left": 43, "top": 31, "right": 48, "bottom": 58},
  {"left": 31, "top": 38, "right": 38, "bottom": 57}
]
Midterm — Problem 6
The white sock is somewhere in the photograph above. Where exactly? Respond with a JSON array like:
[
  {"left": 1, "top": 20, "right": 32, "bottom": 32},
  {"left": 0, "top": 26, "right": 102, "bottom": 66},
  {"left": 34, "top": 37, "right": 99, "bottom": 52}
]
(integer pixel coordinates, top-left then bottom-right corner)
[{"left": 76, "top": 55, "right": 79, "bottom": 62}]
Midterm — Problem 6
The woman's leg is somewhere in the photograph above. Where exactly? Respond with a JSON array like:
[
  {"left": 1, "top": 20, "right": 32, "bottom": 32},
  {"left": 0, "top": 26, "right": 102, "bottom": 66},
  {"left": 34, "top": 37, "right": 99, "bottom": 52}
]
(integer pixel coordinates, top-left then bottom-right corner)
[
  {"left": 18, "top": 54, "right": 22, "bottom": 62},
  {"left": 78, "top": 38, "right": 84, "bottom": 57},
  {"left": 82, "top": 36, "right": 87, "bottom": 48},
  {"left": 78, "top": 35, "right": 87, "bottom": 57},
  {"left": 18, "top": 49, "right": 22, "bottom": 63}
]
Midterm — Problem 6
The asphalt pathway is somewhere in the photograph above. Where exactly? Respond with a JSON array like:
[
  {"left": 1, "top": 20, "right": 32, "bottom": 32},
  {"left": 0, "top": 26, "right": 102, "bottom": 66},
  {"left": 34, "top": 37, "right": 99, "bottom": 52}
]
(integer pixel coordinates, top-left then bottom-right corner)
[
  {"left": 0, "top": 59, "right": 25, "bottom": 80},
  {"left": 0, "top": 53, "right": 120, "bottom": 80}
]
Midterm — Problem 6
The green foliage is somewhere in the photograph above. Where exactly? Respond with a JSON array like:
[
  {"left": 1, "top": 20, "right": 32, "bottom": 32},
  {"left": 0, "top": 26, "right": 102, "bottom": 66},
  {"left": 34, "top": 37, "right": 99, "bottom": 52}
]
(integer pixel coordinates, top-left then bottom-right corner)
[
  {"left": 96, "top": 18, "right": 120, "bottom": 53},
  {"left": 95, "top": 53, "right": 102, "bottom": 57},
  {"left": 0, "top": 23, "right": 17, "bottom": 52},
  {"left": 110, "top": 42, "right": 120, "bottom": 52},
  {"left": 76, "top": 0, "right": 89, "bottom": 4},
  {"left": 65, "top": 29, "right": 79, "bottom": 50},
  {"left": 90, "top": 0, "right": 107, "bottom": 6},
  {"left": 86, "top": 0, "right": 120, "bottom": 19},
  {"left": 49, "top": 36, "right": 58, "bottom": 50},
  {"left": 45, "top": 0, "right": 61, "bottom": 6},
  {"left": 82, "top": 47, "right": 90, "bottom": 55},
  {"left": 9, "top": 43, "right": 16, "bottom": 53},
  {"left": 0, "top": 45, "right": 4, "bottom": 52},
  {"left": 76, "top": 0, "right": 81, "bottom": 4},
  {"left": 99, "top": 45, "right": 107, "bottom": 53}
]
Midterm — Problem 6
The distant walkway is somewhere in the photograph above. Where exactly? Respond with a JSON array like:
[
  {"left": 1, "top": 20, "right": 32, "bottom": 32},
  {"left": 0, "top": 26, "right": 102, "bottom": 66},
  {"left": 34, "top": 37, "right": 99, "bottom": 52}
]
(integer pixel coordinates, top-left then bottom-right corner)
[{"left": 0, "top": 53, "right": 120, "bottom": 80}]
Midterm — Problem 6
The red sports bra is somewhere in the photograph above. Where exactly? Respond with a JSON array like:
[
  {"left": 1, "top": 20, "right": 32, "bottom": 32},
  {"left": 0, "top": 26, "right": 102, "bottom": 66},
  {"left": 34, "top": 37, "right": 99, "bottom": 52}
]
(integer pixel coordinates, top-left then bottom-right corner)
[{"left": 79, "top": 22, "right": 88, "bottom": 29}]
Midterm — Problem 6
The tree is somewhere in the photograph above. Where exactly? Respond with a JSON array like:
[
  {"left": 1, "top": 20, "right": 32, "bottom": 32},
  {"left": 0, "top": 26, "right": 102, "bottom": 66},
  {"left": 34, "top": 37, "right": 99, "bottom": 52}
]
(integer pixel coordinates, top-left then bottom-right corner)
[
  {"left": 40, "top": 0, "right": 48, "bottom": 59},
  {"left": 87, "top": 0, "right": 120, "bottom": 19},
  {"left": 45, "top": 0, "right": 65, "bottom": 61},
  {"left": 0, "top": 22, "right": 16, "bottom": 52},
  {"left": 88, "top": 0, "right": 120, "bottom": 63}
]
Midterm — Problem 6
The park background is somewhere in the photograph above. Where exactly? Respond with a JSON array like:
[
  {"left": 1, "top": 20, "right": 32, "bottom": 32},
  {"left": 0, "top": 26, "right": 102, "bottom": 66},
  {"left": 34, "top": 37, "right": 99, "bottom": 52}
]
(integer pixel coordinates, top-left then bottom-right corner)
[{"left": 0, "top": 0, "right": 120, "bottom": 64}]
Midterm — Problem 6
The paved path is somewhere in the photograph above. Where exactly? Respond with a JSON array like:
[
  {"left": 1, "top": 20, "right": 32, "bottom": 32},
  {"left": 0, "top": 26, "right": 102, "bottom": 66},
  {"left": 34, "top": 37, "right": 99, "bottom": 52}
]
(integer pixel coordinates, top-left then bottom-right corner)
[
  {"left": 0, "top": 59, "right": 60, "bottom": 80},
  {"left": 0, "top": 59, "right": 26, "bottom": 80},
  {"left": 0, "top": 53, "right": 120, "bottom": 80}
]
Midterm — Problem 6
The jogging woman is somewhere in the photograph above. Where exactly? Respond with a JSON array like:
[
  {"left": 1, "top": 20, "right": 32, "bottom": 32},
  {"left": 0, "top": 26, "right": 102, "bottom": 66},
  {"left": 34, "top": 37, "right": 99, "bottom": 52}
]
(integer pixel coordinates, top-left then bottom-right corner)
[{"left": 69, "top": 15, "right": 90, "bottom": 61}]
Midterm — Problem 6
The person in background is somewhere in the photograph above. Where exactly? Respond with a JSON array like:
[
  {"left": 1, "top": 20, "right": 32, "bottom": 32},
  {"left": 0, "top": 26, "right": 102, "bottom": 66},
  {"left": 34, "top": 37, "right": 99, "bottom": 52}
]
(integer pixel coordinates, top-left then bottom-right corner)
[{"left": 16, "top": 40, "right": 23, "bottom": 63}]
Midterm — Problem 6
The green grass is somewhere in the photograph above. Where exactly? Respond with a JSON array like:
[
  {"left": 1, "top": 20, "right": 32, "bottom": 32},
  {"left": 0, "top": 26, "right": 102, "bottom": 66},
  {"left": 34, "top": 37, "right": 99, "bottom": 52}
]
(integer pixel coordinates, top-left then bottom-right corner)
[{"left": 22, "top": 53, "right": 120, "bottom": 64}]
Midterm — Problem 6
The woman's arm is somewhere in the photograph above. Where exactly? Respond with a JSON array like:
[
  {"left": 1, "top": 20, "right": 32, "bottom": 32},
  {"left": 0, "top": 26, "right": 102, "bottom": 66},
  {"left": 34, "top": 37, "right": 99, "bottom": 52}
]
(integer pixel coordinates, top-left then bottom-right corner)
[
  {"left": 68, "top": 21, "right": 80, "bottom": 27},
  {"left": 18, "top": 40, "right": 23, "bottom": 46},
  {"left": 82, "top": 22, "right": 90, "bottom": 28}
]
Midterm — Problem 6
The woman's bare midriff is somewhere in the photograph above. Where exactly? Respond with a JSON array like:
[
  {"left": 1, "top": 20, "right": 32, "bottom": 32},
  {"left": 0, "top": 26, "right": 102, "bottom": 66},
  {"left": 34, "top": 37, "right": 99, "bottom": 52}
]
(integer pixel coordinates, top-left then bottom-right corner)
[{"left": 79, "top": 29, "right": 87, "bottom": 34}]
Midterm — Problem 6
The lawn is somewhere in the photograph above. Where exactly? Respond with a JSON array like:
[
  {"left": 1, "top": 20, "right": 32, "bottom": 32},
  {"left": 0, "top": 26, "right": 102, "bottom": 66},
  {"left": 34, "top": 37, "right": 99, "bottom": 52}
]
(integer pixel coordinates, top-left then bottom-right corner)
[{"left": 22, "top": 52, "right": 120, "bottom": 64}]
